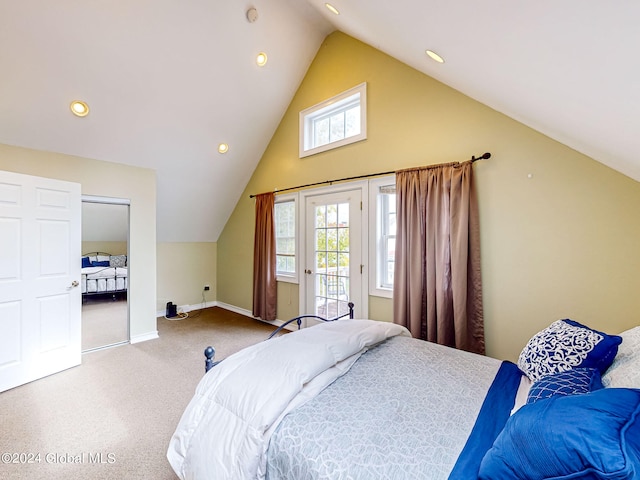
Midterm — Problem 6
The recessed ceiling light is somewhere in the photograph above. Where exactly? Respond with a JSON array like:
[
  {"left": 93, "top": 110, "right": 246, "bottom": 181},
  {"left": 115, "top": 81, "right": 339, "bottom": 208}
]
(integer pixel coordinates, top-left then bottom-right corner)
[
  {"left": 256, "top": 52, "right": 268, "bottom": 67},
  {"left": 426, "top": 50, "right": 445, "bottom": 64},
  {"left": 70, "top": 100, "right": 89, "bottom": 117},
  {"left": 218, "top": 143, "right": 229, "bottom": 154},
  {"left": 325, "top": 3, "right": 340, "bottom": 15}
]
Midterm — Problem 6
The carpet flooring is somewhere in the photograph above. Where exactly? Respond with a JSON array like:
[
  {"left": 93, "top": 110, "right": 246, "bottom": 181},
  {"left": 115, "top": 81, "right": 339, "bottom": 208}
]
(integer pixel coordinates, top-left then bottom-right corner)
[
  {"left": 81, "top": 296, "right": 128, "bottom": 352},
  {"left": 0, "top": 307, "right": 275, "bottom": 480}
]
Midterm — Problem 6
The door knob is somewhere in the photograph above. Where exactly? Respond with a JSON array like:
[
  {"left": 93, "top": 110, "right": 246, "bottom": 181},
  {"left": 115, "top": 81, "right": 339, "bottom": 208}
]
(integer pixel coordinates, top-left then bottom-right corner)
[
  {"left": 71, "top": 280, "right": 79, "bottom": 287},
  {"left": 305, "top": 269, "right": 313, "bottom": 275}
]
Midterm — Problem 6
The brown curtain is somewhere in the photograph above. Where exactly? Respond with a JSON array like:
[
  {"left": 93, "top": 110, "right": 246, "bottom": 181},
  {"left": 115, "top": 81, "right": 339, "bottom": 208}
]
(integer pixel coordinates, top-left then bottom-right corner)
[
  {"left": 252, "top": 192, "right": 277, "bottom": 321},
  {"left": 393, "top": 161, "right": 485, "bottom": 354}
]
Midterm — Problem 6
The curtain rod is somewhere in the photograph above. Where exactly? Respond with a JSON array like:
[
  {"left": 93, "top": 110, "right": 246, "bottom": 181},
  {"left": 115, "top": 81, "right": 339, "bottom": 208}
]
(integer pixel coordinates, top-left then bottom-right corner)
[{"left": 249, "top": 152, "right": 490, "bottom": 198}]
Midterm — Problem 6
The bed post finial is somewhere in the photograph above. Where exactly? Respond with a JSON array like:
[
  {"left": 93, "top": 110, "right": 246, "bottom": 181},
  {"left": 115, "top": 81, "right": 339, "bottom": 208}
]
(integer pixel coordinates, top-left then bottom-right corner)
[
  {"left": 348, "top": 302, "right": 354, "bottom": 319},
  {"left": 204, "top": 346, "right": 217, "bottom": 373}
]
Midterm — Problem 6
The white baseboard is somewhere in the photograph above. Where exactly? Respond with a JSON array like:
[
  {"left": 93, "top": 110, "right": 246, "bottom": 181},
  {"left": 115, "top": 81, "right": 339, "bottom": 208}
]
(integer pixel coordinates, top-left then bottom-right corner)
[
  {"left": 130, "top": 330, "right": 159, "bottom": 344},
  {"left": 215, "top": 302, "right": 298, "bottom": 332},
  {"left": 156, "top": 300, "right": 216, "bottom": 319},
  {"left": 155, "top": 301, "right": 299, "bottom": 333}
]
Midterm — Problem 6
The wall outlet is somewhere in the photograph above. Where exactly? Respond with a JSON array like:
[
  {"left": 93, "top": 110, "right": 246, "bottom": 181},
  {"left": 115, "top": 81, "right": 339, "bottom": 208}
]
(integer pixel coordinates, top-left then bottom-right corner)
[{"left": 204, "top": 285, "right": 210, "bottom": 291}]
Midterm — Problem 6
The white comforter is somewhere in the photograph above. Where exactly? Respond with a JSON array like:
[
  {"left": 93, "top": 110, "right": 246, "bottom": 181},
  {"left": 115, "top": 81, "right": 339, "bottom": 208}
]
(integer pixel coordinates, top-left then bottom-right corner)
[{"left": 167, "top": 319, "right": 411, "bottom": 480}]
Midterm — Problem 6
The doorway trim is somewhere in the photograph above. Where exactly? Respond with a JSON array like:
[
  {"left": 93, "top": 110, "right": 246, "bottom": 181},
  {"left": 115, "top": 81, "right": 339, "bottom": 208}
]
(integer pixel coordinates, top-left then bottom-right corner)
[{"left": 81, "top": 194, "right": 131, "bottom": 351}]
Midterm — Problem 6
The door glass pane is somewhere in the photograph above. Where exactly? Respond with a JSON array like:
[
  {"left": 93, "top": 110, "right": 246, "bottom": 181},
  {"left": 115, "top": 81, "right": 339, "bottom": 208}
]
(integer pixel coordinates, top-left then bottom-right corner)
[
  {"left": 316, "top": 229, "right": 326, "bottom": 251},
  {"left": 327, "top": 228, "right": 337, "bottom": 251},
  {"left": 314, "top": 202, "right": 350, "bottom": 318},
  {"left": 315, "top": 205, "right": 326, "bottom": 228},
  {"left": 316, "top": 251, "right": 327, "bottom": 272}
]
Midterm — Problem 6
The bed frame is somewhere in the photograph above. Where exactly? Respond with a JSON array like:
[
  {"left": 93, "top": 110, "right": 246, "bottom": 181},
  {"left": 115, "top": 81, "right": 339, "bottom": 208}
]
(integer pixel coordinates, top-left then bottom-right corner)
[
  {"left": 204, "top": 302, "right": 355, "bottom": 373},
  {"left": 81, "top": 251, "right": 128, "bottom": 302}
]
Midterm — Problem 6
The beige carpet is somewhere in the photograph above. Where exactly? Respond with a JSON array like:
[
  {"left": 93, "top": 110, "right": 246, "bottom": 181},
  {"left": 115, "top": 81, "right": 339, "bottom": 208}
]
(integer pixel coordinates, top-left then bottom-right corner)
[
  {"left": 82, "top": 296, "right": 129, "bottom": 351},
  {"left": 0, "top": 307, "right": 276, "bottom": 480}
]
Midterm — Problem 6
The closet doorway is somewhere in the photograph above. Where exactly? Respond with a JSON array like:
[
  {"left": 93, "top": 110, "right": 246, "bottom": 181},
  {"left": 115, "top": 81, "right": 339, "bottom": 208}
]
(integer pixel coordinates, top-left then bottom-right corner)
[{"left": 81, "top": 196, "right": 130, "bottom": 352}]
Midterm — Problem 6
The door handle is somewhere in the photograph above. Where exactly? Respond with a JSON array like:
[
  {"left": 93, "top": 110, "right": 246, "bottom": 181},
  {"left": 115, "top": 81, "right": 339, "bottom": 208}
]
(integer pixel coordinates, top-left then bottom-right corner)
[
  {"left": 71, "top": 280, "right": 79, "bottom": 287},
  {"left": 305, "top": 269, "right": 313, "bottom": 275}
]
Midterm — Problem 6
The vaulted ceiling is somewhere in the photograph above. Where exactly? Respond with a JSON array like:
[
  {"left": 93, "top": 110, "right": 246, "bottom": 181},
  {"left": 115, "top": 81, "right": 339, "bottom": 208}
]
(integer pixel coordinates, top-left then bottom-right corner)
[{"left": 2, "top": 1, "right": 638, "bottom": 242}]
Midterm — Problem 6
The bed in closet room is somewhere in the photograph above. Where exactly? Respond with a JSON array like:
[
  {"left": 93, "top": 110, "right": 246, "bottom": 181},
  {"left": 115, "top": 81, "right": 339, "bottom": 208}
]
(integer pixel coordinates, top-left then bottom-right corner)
[
  {"left": 81, "top": 252, "right": 128, "bottom": 300},
  {"left": 167, "top": 306, "right": 640, "bottom": 480}
]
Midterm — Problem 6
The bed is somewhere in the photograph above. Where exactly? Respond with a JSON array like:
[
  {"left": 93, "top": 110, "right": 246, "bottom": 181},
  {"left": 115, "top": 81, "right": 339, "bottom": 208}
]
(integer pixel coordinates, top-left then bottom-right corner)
[
  {"left": 167, "top": 309, "right": 640, "bottom": 480},
  {"left": 81, "top": 252, "right": 128, "bottom": 300}
]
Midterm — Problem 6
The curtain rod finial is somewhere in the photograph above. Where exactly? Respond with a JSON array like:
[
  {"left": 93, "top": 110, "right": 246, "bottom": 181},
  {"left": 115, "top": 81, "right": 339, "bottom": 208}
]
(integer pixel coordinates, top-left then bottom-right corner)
[{"left": 471, "top": 152, "right": 491, "bottom": 162}]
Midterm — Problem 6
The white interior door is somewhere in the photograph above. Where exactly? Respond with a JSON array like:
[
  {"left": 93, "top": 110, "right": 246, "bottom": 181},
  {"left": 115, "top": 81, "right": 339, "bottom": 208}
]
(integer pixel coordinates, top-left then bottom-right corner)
[
  {"left": 303, "top": 188, "right": 365, "bottom": 320},
  {"left": 0, "top": 170, "right": 82, "bottom": 393}
]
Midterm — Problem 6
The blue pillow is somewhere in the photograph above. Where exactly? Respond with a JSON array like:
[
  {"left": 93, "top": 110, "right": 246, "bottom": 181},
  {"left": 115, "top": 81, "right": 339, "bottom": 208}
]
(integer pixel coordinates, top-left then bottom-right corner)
[
  {"left": 527, "top": 368, "right": 603, "bottom": 404},
  {"left": 518, "top": 319, "right": 622, "bottom": 382},
  {"left": 479, "top": 388, "right": 640, "bottom": 479},
  {"left": 81, "top": 257, "right": 92, "bottom": 268},
  {"left": 92, "top": 260, "right": 110, "bottom": 267}
]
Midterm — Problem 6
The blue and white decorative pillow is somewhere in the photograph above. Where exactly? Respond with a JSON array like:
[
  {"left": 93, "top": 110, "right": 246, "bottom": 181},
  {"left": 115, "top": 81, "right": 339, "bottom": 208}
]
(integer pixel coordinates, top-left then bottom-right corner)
[
  {"left": 518, "top": 319, "right": 621, "bottom": 382},
  {"left": 526, "top": 367, "right": 603, "bottom": 404}
]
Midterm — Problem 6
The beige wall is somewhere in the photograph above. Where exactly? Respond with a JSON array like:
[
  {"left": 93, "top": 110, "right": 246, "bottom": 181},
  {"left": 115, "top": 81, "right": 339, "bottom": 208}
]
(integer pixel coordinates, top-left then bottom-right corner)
[
  {"left": 217, "top": 31, "right": 640, "bottom": 361},
  {"left": 0, "top": 143, "right": 158, "bottom": 340},
  {"left": 82, "top": 241, "right": 128, "bottom": 256},
  {"left": 157, "top": 242, "right": 217, "bottom": 312}
]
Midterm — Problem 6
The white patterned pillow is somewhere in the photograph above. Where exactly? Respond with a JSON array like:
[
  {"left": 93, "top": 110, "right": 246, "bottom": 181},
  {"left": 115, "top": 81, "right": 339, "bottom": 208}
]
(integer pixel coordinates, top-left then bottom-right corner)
[
  {"left": 518, "top": 319, "right": 622, "bottom": 382},
  {"left": 602, "top": 326, "right": 640, "bottom": 388},
  {"left": 109, "top": 255, "right": 127, "bottom": 268}
]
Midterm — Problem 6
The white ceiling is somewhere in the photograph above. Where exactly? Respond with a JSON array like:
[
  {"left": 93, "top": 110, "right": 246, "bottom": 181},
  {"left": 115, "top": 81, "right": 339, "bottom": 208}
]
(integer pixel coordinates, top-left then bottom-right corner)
[
  {"left": 82, "top": 202, "right": 128, "bottom": 242},
  {"left": 2, "top": 1, "right": 638, "bottom": 242}
]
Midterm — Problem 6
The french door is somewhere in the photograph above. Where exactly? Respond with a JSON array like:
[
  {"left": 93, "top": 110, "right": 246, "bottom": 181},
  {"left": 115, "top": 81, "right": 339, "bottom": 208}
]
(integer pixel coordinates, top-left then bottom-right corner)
[{"left": 302, "top": 186, "right": 366, "bottom": 321}]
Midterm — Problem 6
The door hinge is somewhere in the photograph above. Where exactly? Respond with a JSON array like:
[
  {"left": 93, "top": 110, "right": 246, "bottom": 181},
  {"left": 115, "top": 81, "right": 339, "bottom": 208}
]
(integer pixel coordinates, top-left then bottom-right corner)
[{"left": 360, "top": 264, "right": 364, "bottom": 274}]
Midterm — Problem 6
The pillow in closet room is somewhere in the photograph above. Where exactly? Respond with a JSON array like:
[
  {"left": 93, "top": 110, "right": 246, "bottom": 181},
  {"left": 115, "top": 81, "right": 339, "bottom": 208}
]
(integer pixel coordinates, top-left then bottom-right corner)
[
  {"left": 109, "top": 255, "right": 127, "bottom": 268},
  {"left": 518, "top": 319, "right": 621, "bottom": 382},
  {"left": 602, "top": 326, "right": 640, "bottom": 389}
]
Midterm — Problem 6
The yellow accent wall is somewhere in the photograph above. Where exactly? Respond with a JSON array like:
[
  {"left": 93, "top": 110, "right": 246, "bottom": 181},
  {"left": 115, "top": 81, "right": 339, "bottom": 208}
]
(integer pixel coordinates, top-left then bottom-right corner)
[{"left": 218, "top": 31, "right": 640, "bottom": 361}]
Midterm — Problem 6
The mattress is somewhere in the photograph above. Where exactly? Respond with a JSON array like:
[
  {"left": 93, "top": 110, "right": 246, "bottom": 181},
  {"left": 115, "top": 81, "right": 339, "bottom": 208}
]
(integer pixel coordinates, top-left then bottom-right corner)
[
  {"left": 266, "top": 335, "right": 502, "bottom": 480},
  {"left": 167, "top": 320, "right": 521, "bottom": 480}
]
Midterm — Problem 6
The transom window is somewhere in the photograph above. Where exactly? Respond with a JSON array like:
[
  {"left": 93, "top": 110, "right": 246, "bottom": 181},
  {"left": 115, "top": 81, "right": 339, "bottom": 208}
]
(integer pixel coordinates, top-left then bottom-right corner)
[{"left": 299, "top": 83, "right": 367, "bottom": 158}]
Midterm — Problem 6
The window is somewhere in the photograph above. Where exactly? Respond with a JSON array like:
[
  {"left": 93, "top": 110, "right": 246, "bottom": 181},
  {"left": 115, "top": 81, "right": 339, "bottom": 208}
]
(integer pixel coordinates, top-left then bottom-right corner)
[
  {"left": 368, "top": 176, "right": 396, "bottom": 298},
  {"left": 378, "top": 186, "right": 396, "bottom": 289},
  {"left": 275, "top": 195, "right": 298, "bottom": 283},
  {"left": 299, "top": 83, "right": 367, "bottom": 158}
]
